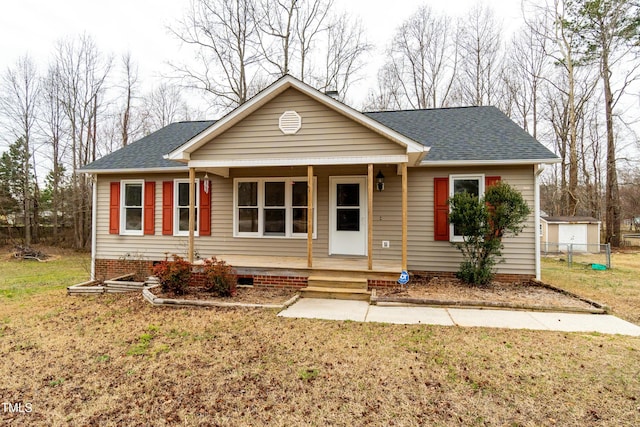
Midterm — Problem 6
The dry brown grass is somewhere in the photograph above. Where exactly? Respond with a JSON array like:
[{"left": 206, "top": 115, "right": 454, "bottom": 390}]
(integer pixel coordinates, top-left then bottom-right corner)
[
  {"left": 542, "top": 251, "right": 640, "bottom": 323},
  {"left": 1, "top": 249, "right": 640, "bottom": 425},
  {"left": 1, "top": 289, "right": 639, "bottom": 426}
]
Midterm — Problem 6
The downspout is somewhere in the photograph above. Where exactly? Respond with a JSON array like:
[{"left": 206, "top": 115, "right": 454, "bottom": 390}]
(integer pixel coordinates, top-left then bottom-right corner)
[
  {"left": 91, "top": 174, "right": 98, "bottom": 280},
  {"left": 534, "top": 164, "right": 545, "bottom": 281}
]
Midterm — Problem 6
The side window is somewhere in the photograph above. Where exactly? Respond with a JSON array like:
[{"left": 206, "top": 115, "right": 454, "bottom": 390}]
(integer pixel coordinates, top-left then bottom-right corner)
[
  {"left": 449, "top": 174, "right": 484, "bottom": 241},
  {"left": 121, "top": 181, "right": 143, "bottom": 235},
  {"left": 175, "top": 179, "right": 199, "bottom": 235}
]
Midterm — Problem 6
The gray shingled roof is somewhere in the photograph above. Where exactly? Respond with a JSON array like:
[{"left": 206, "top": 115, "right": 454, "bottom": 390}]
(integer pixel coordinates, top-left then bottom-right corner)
[
  {"left": 82, "top": 106, "right": 556, "bottom": 172},
  {"left": 80, "top": 120, "right": 216, "bottom": 171},
  {"left": 365, "top": 106, "right": 557, "bottom": 163}
]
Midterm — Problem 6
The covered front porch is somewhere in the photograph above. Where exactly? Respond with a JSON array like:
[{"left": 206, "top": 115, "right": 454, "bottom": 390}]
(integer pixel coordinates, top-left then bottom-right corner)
[{"left": 184, "top": 163, "right": 409, "bottom": 278}]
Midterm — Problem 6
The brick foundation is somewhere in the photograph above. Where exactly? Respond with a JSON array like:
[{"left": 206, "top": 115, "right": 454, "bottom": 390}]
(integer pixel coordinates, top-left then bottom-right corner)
[
  {"left": 409, "top": 270, "right": 535, "bottom": 284},
  {"left": 95, "top": 258, "right": 154, "bottom": 282},
  {"left": 95, "top": 258, "right": 534, "bottom": 289}
]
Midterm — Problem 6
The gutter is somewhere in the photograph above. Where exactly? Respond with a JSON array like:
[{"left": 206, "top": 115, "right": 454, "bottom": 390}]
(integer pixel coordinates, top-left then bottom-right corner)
[{"left": 534, "top": 164, "right": 545, "bottom": 281}]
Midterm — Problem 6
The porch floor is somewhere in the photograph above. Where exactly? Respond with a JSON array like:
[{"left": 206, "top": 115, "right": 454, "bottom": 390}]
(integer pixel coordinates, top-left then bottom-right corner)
[{"left": 214, "top": 254, "right": 401, "bottom": 274}]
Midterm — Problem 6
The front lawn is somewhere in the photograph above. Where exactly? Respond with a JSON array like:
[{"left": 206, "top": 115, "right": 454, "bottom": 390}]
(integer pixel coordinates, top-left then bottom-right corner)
[
  {"left": 0, "top": 249, "right": 639, "bottom": 425},
  {"left": 542, "top": 251, "right": 640, "bottom": 324}
]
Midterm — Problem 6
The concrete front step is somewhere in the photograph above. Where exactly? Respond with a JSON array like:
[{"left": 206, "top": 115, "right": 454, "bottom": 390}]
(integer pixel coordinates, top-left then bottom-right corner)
[
  {"left": 307, "top": 275, "right": 368, "bottom": 290},
  {"left": 300, "top": 286, "right": 371, "bottom": 301}
]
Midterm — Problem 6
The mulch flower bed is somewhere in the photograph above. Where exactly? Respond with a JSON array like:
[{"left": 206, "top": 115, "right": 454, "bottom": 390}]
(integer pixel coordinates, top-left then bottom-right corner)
[
  {"left": 375, "top": 276, "right": 601, "bottom": 311},
  {"left": 151, "top": 276, "right": 602, "bottom": 312},
  {"left": 152, "top": 286, "right": 298, "bottom": 305}
]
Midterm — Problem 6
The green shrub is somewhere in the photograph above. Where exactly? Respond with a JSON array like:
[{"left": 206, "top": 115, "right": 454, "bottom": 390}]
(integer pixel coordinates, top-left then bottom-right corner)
[
  {"left": 152, "top": 254, "right": 192, "bottom": 295},
  {"left": 203, "top": 257, "right": 237, "bottom": 297},
  {"left": 448, "top": 181, "right": 531, "bottom": 286}
]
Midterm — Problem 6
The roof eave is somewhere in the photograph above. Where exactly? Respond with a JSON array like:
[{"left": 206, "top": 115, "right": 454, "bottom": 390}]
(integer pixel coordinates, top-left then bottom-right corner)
[
  {"left": 78, "top": 166, "right": 190, "bottom": 174},
  {"left": 420, "top": 158, "right": 560, "bottom": 166}
]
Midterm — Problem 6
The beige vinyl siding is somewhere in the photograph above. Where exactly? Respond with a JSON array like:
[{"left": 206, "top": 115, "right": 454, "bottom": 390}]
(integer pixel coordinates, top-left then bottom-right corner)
[
  {"left": 190, "top": 88, "right": 405, "bottom": 161},
  {"left": 406, "top": 165, "right": 536, "bottom": 276},
  {"left": 95, "top": 166, "right": 403, "bottom": 262},
  {"left": 95, "top": 164, "right": 536, "bottom": 276}
]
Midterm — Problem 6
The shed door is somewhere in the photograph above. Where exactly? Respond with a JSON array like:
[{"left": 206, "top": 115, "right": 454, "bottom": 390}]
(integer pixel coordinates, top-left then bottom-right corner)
[{"left": 558, "top": 224, "right": 588, "bottom": 252}]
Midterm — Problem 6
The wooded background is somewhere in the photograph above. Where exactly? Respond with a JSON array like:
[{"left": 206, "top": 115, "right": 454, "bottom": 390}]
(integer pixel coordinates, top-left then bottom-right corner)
[{"left": 1, "top": 0, "right": 638, "bottom": 249}]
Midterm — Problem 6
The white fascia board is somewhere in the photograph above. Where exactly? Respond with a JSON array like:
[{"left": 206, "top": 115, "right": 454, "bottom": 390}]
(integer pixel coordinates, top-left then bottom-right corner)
[
  {"left": 167, "top": 75, "right": 426, "bottom": 160},
  {"left": 188, "top": 155, "right": 409, "bottom": 168},
  {"left": 77, "top": 166, "right": 189, "bottom": 174},
  {"left": 420, "top": 158, "right": 560, "bottom": 167}
]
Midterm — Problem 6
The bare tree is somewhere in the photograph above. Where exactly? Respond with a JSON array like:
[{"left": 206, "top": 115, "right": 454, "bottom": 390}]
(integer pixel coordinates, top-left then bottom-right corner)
[
  {"left": 362, "top": 63, "right": 405, "bottom": 111},
  {"left": 504, "top": 14, "right": 551, "bottom": 139},
  {"left": 0, "top": 55, "right": 40, "bottom": 245},
  {"left": 170, "top": 0, "right": 261, "bottom": 111},
  {"left": 456, "top": 4, "right": 503, "bottom": 106},
  {"left": 40, "top": 65, "right": 68, "bottom": 242},
  {"left": 314, "top": 12, "right": 371, "bottom": 101},
  {"left": 54, "top": 34, "right": 112, "bottom": 249},
  {"left": 563, "top": 0, "right": 640, "bottom": 246},
  {"left": 295, "top": 0, "right": 332, "bottom": 82},
  {"left": 255, "top": 0, "right": 298, "bottom": 76},
  {"left": 365, "top": 6, "right": 460, "bottom": 110},
  {"left": 141, "top": 83, "right": 193, "bottom": 134},
  {"left": 119, "top": 52, "right": 140, "bottom": 147},
  {"left": 390, "top": 6, "right": 459, "bottom": 109}
]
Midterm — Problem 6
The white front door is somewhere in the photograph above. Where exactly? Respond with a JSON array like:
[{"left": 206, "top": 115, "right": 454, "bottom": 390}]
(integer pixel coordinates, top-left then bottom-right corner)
[{"left": 329, "top": 176, "right": 367, "bottom": 256}]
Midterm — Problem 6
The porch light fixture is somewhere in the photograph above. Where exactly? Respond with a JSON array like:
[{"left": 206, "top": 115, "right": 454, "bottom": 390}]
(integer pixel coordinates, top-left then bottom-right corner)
[
  {"left": 203, "top": 172, "right": 210, "bottom": 194},
  {"left": 376, "top": 170, "right": 385, "bottom": 192}
]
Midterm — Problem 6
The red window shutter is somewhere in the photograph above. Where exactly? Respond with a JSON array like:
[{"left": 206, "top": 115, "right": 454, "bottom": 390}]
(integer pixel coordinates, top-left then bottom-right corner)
[
  {"left": 485, "top": 176, "right": 501, "bottom": 188},
  {"left": 162, "top": 181, "right": 173, "bottom": 235},
  {"left": 199, "top": 180, "right": 211, "bottom": 236},
  {"left": 434, "top": 177, "right": 449, "bottom": 241},
  {"left": 109, "top": 182, "right": 120, "bottom": 234},
  {"left": 144, "top": 181, "right": 156, "bottom": 235}
]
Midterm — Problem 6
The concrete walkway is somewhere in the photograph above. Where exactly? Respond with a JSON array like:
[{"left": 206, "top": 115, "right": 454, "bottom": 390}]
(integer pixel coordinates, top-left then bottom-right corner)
[{"left": 278, "top": 298, "right": 640, "bottom": 336}]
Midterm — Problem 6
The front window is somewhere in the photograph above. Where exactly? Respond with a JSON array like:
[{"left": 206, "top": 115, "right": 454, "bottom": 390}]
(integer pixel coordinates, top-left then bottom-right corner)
[
  {"left": 234, "top": 177, "right": 316, "bottom": 238},
  {"left": 449, "top": 174, "right": 484, "bottom": 241},
  {"left": 175, "top": 179, "right": 199, "bottom": 236},
  {"left": 121, "top": 180, "right": 143, "bottom": 235}
]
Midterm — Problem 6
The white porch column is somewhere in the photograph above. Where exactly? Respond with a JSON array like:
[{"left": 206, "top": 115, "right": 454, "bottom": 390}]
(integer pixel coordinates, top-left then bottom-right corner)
[
  {"left": 368, "top": 164, "right": 374, "bottom": 270},
  {"left": 307, "top": 165, "right": 313, "bottom": 268},
  {"left": 401, "top": 162, "right": 408, "bottom": 271},
  {"left": 188, "top": 167, "right": 196, "bottom": 263}
]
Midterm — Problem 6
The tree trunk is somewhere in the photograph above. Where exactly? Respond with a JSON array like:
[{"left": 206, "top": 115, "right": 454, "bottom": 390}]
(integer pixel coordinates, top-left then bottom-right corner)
[{"left": 602, "top": 51, "right": 620, "bottom": 246}]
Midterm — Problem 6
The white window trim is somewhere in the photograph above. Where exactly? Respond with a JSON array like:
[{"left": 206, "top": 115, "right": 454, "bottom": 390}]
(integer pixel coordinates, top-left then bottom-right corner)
[
  {"left": 449, "top": 174, "right": 485, "bottom": 242},
  {"left": 120, "top": 179, "right": 144, "bottom": 236},
  {"left": 233, "top": 177, "right": 317, "bottom": 239},
  {"left": 174, "top": 179, "right": 200, "bottom": 237}
]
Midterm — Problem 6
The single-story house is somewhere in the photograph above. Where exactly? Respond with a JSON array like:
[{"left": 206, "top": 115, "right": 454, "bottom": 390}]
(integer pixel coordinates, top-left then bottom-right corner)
[
  {"left": 80, "top": 75, "right": 558, "bottom": 293},
  {"left": 541, "top": 215, "right": 601, "bottom": 253}
]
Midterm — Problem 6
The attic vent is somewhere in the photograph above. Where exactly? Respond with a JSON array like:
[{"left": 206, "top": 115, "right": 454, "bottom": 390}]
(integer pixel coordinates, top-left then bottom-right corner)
[{"left": 279, "top": 110, "right": 302, "bottom": 135}]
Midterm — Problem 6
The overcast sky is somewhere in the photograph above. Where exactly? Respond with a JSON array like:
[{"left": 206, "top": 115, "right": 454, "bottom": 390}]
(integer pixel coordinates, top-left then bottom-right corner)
[{"left": 0, "top": 0, "right": 526, "bottom": 112}]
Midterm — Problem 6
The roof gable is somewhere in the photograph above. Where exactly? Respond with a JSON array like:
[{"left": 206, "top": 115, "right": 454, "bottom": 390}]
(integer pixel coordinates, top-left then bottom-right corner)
[{"left": 167, "top": 75, "right": 426, "bottom": 164}]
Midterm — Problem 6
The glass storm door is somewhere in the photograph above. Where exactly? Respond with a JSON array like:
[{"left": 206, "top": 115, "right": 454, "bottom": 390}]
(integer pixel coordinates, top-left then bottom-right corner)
[{"left": 329, "top": 176, "right": 367, "bottom": 256}]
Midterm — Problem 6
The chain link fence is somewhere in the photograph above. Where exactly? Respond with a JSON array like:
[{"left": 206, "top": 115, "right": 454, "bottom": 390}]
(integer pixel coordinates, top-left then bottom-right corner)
[{"left": 541, "top": 242, "right": 611, "bottom": 269}]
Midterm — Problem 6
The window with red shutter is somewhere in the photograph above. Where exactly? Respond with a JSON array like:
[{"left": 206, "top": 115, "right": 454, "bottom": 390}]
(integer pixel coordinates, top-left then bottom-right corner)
[
  {"left": 109, "top": 182, "right": 120, "bottom": 234},
  {"left": 162, "top": 181, "right": 173, "bottom": 235},
  {"left": 199, "top": 179, "right": 211, "bottom": 236},
  {"left": 433, "top": 177, "right": 449, "bottom": 241},
  {"left": 144, "top": 182, "right": 156, "bottom": 235}
]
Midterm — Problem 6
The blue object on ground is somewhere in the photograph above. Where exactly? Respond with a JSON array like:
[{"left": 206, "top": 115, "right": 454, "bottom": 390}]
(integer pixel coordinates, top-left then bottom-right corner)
[{"left": 592, "top": 264, "right": 607, "bottom": 270}]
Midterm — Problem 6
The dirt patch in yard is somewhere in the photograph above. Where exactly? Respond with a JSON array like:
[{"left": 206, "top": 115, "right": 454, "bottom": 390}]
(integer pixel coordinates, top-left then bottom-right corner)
[{"left": 376, "top": 276, "right": 601, "bottom": 312}]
